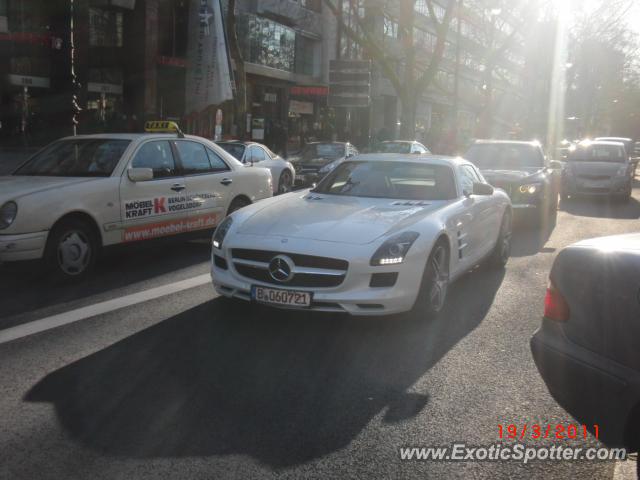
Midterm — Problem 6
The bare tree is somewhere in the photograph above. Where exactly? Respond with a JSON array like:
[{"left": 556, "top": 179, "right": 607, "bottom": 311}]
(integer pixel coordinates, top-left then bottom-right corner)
[{"left": 323, "top": 0, "right": 455, "bottom": 139}]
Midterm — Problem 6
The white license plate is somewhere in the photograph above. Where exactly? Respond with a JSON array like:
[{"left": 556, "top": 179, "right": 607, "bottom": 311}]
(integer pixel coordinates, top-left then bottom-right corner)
[
  {"left": 251, "top": 285, "right": 312, "bottom": 307},
  {"left": 295, "top": 175, "right": 306, "bottom": 182},
  {"left": 584, "top": 180, "right": 607, "bottom": 188}
]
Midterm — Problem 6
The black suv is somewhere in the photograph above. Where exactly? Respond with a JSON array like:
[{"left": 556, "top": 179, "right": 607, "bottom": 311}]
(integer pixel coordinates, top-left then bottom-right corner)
[{"left": 464, "top": 140, "right": 561, "bottom": 227}]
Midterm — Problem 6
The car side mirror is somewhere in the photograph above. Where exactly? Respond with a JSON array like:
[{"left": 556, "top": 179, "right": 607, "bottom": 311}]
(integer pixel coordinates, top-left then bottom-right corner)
[
  {"left": 472, "top": 182, "right": 494, "bottom": 196},
  {"left": 549, "top": 160, "right": 563, "bottom": 170},
  {"left": 128, "top": 167, "right": 154, "bottom": 182}
]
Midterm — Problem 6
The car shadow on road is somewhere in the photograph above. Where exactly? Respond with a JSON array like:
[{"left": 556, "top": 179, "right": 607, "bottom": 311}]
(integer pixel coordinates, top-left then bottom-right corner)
[
  {"left": 559, "top": 195, "right": 640, "bottom": 220},
  {"left": 0, "top": 237, "right": 212, "bottom": 321},
  {"left": 25, "top": 267, "right": 505, "bottom": 468},
  {"left": 510, "top": 213, "right": 557, "bottom": 258}
]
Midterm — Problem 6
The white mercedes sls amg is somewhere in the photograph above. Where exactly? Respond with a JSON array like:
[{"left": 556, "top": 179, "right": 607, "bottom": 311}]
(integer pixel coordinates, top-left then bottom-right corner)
[{"left": 210, "top": 154, "right": 512, "bottom": 317}]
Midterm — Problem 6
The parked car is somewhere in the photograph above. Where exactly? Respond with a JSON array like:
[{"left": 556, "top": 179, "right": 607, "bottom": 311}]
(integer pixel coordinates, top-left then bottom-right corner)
[
  {"left": 464, "top": 140, "right": 561, "bottom": 226},
  {"left": 595, "top": 137, "right": 637, "bottom": 177},
  {"left": 0, "top": 123, "right": 273, "bottom": 280},
  {"left": 289, "top": 142, "right": 358, "bottom": 187},
  {"left": 371, "top": 140, "right": 430, "bottom": 154},
  {"left": 562, "top": 140, "right": 633, "bottom": 202},
  {"left": 531, "top": 233, "right": 640, "bottom": 452},
  {"left": 211, "top": 154, "right": 512, "bottom": 317},
  {"left": 216, "top": 140, "right": 295, "bottom": 195}
]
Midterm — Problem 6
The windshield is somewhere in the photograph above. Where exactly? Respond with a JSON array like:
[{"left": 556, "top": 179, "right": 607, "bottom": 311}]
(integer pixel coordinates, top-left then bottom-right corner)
[
  {"left": 217, "top": 143, "right": 246, "bottom": 160},
  {"left": 568, "top": 144, "right": 627, "bottom": 162},
  {"left": 301, "top": 144, "right": 345, "bottom": 162},
  {"left": 464, "top": 144, "right": 544, "bottom": 170},
  {"left": 313, "top": 161, "right": 456, "bottom": 200},
  {"left": 14, "top": 139, "right": 130, "bottom": 177},
  {"left": 375, "top": 142, "right": 412, "bottom": 154}
]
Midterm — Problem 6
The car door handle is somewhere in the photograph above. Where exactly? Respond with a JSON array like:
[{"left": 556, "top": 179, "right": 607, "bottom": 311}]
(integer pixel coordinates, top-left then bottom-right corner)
[
  {"left": 220, "top": 178, "right": 233, "bottom": 186},
  {"left": 171, "top": 183, "right": 186, "bottom": 192}
]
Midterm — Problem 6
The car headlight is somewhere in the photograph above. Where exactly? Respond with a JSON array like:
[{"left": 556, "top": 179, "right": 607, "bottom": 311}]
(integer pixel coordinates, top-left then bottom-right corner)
[
  {"left": 319, "top": 159, "right": 340, "bottom": 175},
  {"left": 212, "top": 216, "right": 233, "bottom": 249},
  {"left": 518, "top": 183, "right": 542, "bottom": 195},
  {"left": 370, "top": 231, "right": 420, "bottom": 266},
  {"left": 616, "top": 165, "right": 628, "bottom": 177},
  {"left": 0, "top": 201, "right": 17, "bottom": 230}
]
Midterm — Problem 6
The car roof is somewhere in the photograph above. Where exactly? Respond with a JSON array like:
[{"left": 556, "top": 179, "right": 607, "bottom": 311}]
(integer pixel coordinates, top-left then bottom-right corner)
[
  {"left": 595, "top": 137, "right": 632, "bottom": 142},
  {"left": 472, "top": 139, "right": 541, "bottom": 146},
  {"left": 216, "top": 140, "right": 259, "bottom": 146},
  {"left": 57, "top": 133, "right": 210, "bottom": 142},
  {"left": 380, "top": 140, "right": 418, "bottom": 144},
  {"left": 306, "top": 141, "right": 349, "bottom": 146},
  {"left": 351, "top": 153, "right": 467, "bottom": 167},
  {"left": 577, "top": 140, "right": 625, "bottom": 147}
]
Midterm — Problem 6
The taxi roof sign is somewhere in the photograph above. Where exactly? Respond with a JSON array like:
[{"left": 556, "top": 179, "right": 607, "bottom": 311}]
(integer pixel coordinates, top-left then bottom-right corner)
[{"left": 144, "top": 121, "right": 184, "bottom": 137}]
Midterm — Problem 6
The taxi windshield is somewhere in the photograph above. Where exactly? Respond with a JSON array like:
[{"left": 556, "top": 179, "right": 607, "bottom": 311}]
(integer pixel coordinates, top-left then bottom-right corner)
[{"left": 14, "top": 139, "right": 130, "bottom": 177}]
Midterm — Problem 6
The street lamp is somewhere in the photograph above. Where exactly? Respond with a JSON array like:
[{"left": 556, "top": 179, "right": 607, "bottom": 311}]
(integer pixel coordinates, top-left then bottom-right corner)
[{"left": 69, "top": 0, "right": 81, "bottom": 135}]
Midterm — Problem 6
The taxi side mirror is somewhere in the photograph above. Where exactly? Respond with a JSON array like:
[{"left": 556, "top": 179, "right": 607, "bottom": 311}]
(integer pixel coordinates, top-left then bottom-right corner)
[{"left": 128, "top": 167, "right": 154, "bottom": 182}]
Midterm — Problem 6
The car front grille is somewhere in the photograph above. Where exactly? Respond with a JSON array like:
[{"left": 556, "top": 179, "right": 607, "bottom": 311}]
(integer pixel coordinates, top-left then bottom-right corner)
[
  {"left": 578, "top": 174, "right": 610, "bottom": 181},
  {"left": 230, "top": 249, "right": 348, "bottom": 288}
]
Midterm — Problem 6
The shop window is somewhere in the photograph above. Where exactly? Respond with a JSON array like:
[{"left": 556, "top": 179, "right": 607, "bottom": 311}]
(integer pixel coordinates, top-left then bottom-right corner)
[
  {"left": 238, "top": 14, "right": 295, "bottom": 72},
  {"left": 89, "top": 8, "right": 123, "bottom": 47},
  {"left": 7, "top": 0, "right": 48, "bottom": 32}
]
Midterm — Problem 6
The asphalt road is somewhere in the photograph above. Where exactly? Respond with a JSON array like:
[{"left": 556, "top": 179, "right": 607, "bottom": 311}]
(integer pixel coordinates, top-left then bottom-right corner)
[{"left": 1, "top": 182, "right": 639, "bottom": 479}]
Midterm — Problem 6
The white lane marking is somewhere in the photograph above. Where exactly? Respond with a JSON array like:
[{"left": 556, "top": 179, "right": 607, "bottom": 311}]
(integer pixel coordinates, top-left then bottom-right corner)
[
  {"left": 0, "top": 273, "right": 212, "bottom": 345},
  {"left": 613, "top": 458, "right": 636, "bottom": 480}
]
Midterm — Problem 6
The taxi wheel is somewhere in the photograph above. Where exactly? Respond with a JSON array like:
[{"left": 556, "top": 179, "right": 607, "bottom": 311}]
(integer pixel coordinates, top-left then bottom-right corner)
[
  {"left": 226, "top": 197, "right": 251, "bottom": 216},
  {"left": 44, "top": 219, "right": 98, "bottom": 281},
  {"left": 278, "top": 170, "right": 293, "bottom": 194},
  {"left": 411, "top": 241, "right": 449, "bottom": 320}
]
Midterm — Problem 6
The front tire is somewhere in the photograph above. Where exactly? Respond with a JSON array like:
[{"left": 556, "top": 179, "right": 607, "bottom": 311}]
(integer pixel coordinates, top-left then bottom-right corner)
[
  {"left": 226, "top": 197, "right": 251, "bottom": 216},
  {"left": 489, "top": 211, "right": 512, "bottom": 268},
  {"left": 44, "top": 218, "right": 98, "bottom": 281},
  {"left": 411, "top": 241, "right": 449, "bottom": 320},
  {"left": 277, "top": 170, "right": 293, "bottom": 195}
]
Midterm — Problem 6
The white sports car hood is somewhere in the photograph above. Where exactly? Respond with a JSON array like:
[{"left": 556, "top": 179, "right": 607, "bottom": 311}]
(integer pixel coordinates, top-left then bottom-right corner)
[{"left": 236, "top": 193, "right": 448, "bottom": 245}]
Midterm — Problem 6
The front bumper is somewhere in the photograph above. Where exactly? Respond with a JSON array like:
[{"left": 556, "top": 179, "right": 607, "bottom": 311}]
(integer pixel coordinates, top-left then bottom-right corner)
[
  {"left": 210, "top": 235, "right": 426, "bottom": 316},
  {"left": 294, "top": 172, "right": 322, "bottom": 187},
  {"left": 562, "top": 176, "right": 629, "bottom": 196},
  {"left": 531, "top": 321, "right": 640, "bottom": 448},
  {"left": 0, "top": 231, "right": 48, "bottom": 263}
]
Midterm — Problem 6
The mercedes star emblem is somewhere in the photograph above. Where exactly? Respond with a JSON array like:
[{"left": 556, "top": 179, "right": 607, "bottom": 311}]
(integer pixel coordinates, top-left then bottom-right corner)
[{"left": 268, "top": 255, "right": 294, "bottom": 282}]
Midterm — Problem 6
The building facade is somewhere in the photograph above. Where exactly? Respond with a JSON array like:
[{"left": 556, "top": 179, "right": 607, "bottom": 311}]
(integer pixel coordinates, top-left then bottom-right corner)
[{"left": 1, "top": 0, "right": 529, "bottom": 153}]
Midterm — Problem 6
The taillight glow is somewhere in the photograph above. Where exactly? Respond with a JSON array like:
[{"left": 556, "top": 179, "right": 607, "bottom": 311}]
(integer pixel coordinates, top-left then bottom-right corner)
[{"left": 544, "top": 280, "right": 570, "bottom": 322}]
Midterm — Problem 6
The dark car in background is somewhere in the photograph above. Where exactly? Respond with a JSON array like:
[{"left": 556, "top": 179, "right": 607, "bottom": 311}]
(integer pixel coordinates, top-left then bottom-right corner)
[
  {"left": 464, "top": 140, "right": 561, "bottom": 227},
  {"left": 289, "top": 142, "right": 358, "bottom": 187},
  {"left": 531, "top": 233, "right": 640, "bottom": 452},
  {"left": 370, "top": 140, "right": 430, "bottom": 154},
  {"left": 562, "top": 140, "right": 633, "bottom": 202}
]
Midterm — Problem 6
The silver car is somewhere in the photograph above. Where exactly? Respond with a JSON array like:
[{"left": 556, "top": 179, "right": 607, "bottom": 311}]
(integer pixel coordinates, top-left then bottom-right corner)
[
  {"left": 561, "top": 140, "right": 633, "bottom": 202},
  {"left": 216, "top": 141, "right": 296, "bottom": 195}
]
